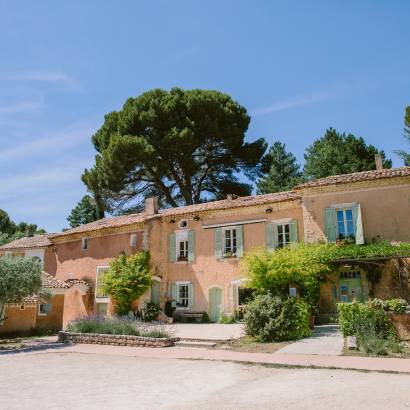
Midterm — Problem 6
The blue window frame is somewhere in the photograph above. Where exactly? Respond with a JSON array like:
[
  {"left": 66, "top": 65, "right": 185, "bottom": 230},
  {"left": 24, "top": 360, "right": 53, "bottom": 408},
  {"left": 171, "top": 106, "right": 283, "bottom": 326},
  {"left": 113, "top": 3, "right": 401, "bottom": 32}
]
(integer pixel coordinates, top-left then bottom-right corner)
[{"left": 336, "top": 209, "right": 354, "bottom": 239}]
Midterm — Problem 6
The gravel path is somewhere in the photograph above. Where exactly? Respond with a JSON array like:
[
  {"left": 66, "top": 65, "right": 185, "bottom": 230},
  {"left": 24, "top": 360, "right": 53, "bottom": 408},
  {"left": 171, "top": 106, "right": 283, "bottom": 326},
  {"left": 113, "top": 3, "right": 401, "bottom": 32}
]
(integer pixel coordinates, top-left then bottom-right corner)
[{"left": 1, "top": 352, "right": 410, "bottom": 409}]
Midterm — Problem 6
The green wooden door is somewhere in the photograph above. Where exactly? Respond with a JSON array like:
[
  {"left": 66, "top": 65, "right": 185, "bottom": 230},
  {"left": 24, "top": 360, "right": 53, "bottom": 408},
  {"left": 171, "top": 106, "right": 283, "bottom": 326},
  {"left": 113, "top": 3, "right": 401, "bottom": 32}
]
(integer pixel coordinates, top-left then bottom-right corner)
[
  {"left": 339, "top": 271, "right": 363, "bottom": 302},
  {"left": 209, "top": 287, "right": 222, "bottom": 322}
]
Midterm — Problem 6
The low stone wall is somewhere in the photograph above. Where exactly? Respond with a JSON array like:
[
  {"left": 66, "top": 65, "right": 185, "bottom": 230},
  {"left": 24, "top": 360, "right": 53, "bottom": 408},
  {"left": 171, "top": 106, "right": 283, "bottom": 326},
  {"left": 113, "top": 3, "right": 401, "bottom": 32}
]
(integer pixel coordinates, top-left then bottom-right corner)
[
  {"left": 58, "top": 331, "right": 178, "bottom": 347},
  {"left": 389, "top": 314, "right": 410, "bottom": 341}
]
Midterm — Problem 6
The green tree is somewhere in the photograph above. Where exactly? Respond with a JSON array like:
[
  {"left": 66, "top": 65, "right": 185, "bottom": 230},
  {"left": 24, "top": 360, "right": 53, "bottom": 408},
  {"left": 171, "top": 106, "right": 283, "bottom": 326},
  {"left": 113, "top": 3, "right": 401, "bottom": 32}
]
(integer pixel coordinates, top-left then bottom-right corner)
[
  {"left": 101, "top": 251, "right": 152, "bottom": 316},
  {"left": 0, "top": 256, "right": 42, "bottom": 324},
  {"left": 67, "top": 195, "right": 101, "bottom": 228},
  {"left": 304, "top": 128, "right": 392, "bottom": 179},
  {"left": 394, "top": 106, "right": 410, "bottom": 166},
  {"left": 0, "top": 210, "right": 16, "bottom": 235},
  {"left": 257, "top": 141, "right": 303, "bottom": 193},
  {"left": 82, "top": 88, "right": 267, "bottom": 212}
]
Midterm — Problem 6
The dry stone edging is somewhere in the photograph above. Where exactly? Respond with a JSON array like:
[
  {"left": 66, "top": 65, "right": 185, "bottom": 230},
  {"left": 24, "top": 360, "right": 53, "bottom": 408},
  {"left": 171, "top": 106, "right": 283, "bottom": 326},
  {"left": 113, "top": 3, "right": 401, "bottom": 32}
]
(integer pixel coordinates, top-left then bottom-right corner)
[{"left": 58, "top": 331, "right": 179, "bottom": 348}]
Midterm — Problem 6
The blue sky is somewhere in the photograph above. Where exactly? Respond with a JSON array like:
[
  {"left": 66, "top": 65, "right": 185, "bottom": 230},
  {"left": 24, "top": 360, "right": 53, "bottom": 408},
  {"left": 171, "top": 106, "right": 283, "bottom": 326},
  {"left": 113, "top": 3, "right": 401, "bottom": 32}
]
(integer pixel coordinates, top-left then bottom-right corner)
[{"left": 0, "top": 1, "right": 409, "bottom": 232}]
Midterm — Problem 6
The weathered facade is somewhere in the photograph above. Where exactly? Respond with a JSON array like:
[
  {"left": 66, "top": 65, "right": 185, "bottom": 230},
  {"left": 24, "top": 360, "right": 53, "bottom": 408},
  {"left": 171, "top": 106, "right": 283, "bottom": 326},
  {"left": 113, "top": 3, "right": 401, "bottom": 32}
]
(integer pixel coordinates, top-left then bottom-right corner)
[{"left": 1, "top": 166, "right": 409, "bottom": 327}]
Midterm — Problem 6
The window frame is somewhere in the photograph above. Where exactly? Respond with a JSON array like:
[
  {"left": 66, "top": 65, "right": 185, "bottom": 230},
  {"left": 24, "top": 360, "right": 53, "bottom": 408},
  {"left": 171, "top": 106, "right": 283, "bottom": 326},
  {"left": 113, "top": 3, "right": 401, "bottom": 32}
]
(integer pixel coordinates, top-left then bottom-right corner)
[
  {"left": 130, "top": 233, "right": 137, "bottom": 248},
  {"left": 276, "top": 223, "right": 291, "bottom": 248},
  {"left": 177, "top": 284, "right": 189, "bottom": 308},
  {"left": 81, "top": 238, "right": 89, "bottom": 251},
  {"left": 223, "top": 227, "right": 237, "bottom": 256},
  {"left": 178, "top": 240, "right": 189, "bottom": 261},
  {"left": 336, "top": 208, "right": 355, "bottom": 239}
]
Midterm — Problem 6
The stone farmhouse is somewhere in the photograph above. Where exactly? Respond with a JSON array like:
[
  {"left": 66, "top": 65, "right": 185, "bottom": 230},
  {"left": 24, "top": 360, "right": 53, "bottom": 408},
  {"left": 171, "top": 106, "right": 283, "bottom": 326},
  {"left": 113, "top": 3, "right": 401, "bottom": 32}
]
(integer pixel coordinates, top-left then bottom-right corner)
[{"left": 1, "top": 165, "right": 409, "bottom": 334}]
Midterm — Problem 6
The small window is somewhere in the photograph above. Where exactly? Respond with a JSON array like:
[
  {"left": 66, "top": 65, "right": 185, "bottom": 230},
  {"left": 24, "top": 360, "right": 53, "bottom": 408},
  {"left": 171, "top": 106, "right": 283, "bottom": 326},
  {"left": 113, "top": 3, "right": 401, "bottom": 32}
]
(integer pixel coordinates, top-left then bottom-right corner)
[
  {"left": 178, "top": 219, "right": 188, "bottom": 229},
  {"left": 81, "top": 238, "right": 89, "bottom": 251},
  {"left": 224, "top": 228, "right": 237, "bottom": 256},
  {"left": 336, "top": 209, "right": 355, "bottom": 240},
  {"left": 277, "top": 224, "right": 291, "bottom": 248},
  {"left": 178, "top": 240, "right": 189, "bottom": 261},
  {"left": 20, "top": 305, "right": 25, "bottom": 310},
  {"left": 130, "top": 233, "right": 137, "bottom": 247},
  {"left": 289, "top": 287, "right": 297, "bottom": 297},
  {"left": 178, "top": 285, "right": 189, "bottom": 307},
  {"left": 38, "top": 303, "right": 52, "bottom": 316}
]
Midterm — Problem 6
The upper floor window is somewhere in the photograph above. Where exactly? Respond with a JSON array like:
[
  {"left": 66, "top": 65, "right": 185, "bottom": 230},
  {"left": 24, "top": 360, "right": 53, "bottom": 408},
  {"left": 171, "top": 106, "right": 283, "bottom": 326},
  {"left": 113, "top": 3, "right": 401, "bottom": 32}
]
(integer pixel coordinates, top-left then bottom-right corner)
[
  {"left": 81, "top": 238, "right": 89, "bottom": 251},
  {"left": 224, "top": 227, "right": 237, "bottom": 256},
  {"left": 277, "top": 224, "right": 291, "bottom": 248},
  {"left": 324, "top": 203, "right": 364, "bottom": 244},
  {"left": 178, "top": 240, "right": 189, "bottom": 261},
  {"left": 130, "top": 233, "right": 137, "bottom": 247},
  {"left": 336, "top": 209, "right": 354, "bottom": 239}
]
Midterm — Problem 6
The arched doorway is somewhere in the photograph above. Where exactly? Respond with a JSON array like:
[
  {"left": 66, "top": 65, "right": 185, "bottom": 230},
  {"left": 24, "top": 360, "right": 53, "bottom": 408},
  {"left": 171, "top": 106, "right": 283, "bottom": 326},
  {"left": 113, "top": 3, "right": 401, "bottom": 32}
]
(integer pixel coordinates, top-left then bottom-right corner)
[{"left": 209, "top": 287, "right": 222, "bottom": 322}]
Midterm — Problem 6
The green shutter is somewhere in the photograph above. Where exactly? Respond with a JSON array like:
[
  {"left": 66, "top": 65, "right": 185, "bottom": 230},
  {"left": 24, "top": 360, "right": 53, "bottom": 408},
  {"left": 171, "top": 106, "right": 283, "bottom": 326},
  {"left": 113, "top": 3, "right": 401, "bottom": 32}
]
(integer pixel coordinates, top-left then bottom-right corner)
[
  {"left": 324, "top": 207, "right": 337, "bottom": 243},
  {"left": 44, "top": 303, "right": 52, "bottom": 314},
  {"left": 273, "top": 224, "right": 278, "bottom": 249},
  {"left": 215, "top": 228, "right": 223, "bottom": 260},
  {"left": 168, "top": 232, "right": 176, "bottom": 262},
  {"left": 352, "top": 203, "right": 364, "bottom": 244},
  {"left": 187, "top": 284, "right": 194, "bottom": 308},
  {"left": 266, "top": 222, "right": 274, "bottom": 251},
  {"left": 289, "top": 220, "right": 298, "bottom": 244},
  {"left": 188, "top": 230, "right": 195, "bottom": 263},
  {"left": 236, "top": 226, "right": 244, "bottom": 257},
  {"left": 171, "top": 284, "right": 177, "bottom": 307}
]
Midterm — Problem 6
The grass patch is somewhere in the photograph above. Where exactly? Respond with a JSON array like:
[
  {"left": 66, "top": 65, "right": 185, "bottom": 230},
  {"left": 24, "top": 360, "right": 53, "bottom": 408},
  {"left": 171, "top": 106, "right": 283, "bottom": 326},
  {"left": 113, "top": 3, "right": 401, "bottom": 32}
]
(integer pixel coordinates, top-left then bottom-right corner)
[
  {"left": 214, "top": 336, "right": 288, "bottom": 353},
  {"left": 344, "top": 339, "right": 410, "bottom": 358}
]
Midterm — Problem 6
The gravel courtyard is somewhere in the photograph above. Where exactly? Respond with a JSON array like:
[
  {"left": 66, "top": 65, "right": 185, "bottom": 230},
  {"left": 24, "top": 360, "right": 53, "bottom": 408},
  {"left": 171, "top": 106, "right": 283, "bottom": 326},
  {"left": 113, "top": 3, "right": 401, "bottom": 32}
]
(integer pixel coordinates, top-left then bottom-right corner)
[{"left": 1, "top": 351, "right": 410, "bottom": 410}]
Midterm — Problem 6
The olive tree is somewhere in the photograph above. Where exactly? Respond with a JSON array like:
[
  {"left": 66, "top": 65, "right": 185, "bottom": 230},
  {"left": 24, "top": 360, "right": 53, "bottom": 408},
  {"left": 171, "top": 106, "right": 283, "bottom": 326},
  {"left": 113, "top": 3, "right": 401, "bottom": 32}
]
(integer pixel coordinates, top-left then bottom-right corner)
[{"left": 0, "top": 256, "right": 42, "bottom": 324}]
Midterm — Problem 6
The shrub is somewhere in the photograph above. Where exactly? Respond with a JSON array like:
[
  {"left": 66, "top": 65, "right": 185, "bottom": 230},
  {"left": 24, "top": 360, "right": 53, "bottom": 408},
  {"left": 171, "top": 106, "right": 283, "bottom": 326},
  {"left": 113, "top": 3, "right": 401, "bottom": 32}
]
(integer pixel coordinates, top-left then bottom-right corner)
[
  {"left": 101, "top": 251, "right": 152, "bottom": 316},
  {"left": 143, "top": 301, "right": 160, "bottom": 322},
  {"left": 219, "top": 312, "right": 236, "bottom": 324},
  {"left": 384, "top": 298, "right": 407, "bottom": 314},
  {"left": 66, "top": 316, "right": 173, "bottom": 338},
  {"left": 244, "top": 294, "right": 311, "bottom": 342}
]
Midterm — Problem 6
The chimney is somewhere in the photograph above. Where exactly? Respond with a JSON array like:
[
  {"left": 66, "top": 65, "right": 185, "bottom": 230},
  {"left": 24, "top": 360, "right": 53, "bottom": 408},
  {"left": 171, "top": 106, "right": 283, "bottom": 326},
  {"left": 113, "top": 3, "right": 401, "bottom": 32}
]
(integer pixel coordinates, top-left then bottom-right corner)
[
  {"left": 145, "top": 197, "right": 158, "bottom": 215},
  {"left": 375, "top": 154, "right": 383, "bottom": 171}
]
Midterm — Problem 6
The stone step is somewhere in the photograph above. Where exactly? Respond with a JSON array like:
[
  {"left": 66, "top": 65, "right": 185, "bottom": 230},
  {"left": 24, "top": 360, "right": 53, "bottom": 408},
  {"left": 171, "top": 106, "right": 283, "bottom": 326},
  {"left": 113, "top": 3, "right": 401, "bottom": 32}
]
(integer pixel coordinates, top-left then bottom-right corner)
[{"left": 174, "top": 340, "right": 217, "bottom": 349}]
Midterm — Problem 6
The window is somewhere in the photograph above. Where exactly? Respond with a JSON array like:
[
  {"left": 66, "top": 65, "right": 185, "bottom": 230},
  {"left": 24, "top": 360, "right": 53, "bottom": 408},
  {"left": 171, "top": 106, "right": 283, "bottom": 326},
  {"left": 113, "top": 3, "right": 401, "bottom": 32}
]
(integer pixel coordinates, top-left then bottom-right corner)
[
  {"left": 178, "top": 240, "right": 189, "bottom": 261},
  {"left": 277, "top": 224, "right": 290, "bottom": 248},
  {"left": 96, "top": 267, "right": 109, "bottom": 298},
  {"left": 178, "top": 219, "right": 188, "bottom": 229},
  {"left": 224, "top": 228, "right": 237, "bottom": 255},
  {"left": 178, "top": 285, "right": 189, "bottom": 307},
  {"left": 38, "top": 303, "right": 52, "bottom": 316},
  {"left": 130, "top": 233, "right": 137, "bottom": 247},
  {"left": 289, "top": 287, "right": 298, "bottom": 297},
  {"left": 336, "top": 209, "right": 355, "bottom": 239},
  {"left": 20, "top": 305, "right": 25, "bottom": 310},
  {"left": 81, "top": 238, "right": 89, "bottom": 251}
]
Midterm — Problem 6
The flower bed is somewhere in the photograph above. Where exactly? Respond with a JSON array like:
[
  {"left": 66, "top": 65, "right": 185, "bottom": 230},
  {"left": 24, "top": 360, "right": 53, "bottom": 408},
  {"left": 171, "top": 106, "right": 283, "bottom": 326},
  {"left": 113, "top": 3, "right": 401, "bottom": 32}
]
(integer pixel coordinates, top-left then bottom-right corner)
[{"left": 58, "top": 331, "right": 178, "bottom": 347}]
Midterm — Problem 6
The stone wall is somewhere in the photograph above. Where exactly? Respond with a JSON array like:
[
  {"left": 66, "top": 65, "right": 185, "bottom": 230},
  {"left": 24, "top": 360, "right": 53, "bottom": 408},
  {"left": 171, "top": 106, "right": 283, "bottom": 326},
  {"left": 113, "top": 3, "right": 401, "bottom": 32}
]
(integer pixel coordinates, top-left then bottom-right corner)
[
  {"left": 389, "top": 314, "right": 410, "bottom": 341},
  {"left": 58, "top": 331, "right": 177, "bottom": 347}
]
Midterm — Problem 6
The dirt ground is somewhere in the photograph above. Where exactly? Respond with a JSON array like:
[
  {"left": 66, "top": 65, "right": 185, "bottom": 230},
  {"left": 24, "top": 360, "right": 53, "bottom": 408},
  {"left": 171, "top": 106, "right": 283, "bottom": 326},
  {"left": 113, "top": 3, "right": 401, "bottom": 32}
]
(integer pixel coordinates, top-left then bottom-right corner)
[{"left": 1, "top": 351, "right": 410, "bottom": 410}]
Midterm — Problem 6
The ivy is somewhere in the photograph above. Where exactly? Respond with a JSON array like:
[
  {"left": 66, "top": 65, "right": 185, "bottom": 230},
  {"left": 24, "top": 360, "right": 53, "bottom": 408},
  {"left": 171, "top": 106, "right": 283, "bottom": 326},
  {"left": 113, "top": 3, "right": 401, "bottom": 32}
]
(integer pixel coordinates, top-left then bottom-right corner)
[{"left": 242, "top": 241, "right": 410, "bottom": 309}]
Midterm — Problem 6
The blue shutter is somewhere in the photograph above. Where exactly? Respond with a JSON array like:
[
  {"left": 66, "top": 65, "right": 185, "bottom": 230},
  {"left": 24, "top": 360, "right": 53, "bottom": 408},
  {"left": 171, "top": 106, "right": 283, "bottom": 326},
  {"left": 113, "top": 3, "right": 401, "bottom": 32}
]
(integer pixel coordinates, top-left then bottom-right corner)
[
  {"left": 215, "top": 228, "right": 223, "bottom": 260},
  {"left": 171, "top": 284, "right": 177, "bottom": 308},
  {"left": 169, "top": 233, "right": 176, "bottom": 262},
  {"left": 266, "top": 223, "right": 275, "bottom": 251},
  {"left": 289, "top": 220, "right": 298, "bottom": 244},
  {"left": 187, "top": 284, "right": 194, "bottom": 308},
  {"left": 352, "top": 203, "right": 364, "bottom": 244},
  {"left": 188, "top": 230, "right": 195, "bottom": 263},
  {"left": 324, "top": 207, "right": 337, "bottom": 243},
  {"left": 236, "top": 226, "right": 244, "bottom": 257}
]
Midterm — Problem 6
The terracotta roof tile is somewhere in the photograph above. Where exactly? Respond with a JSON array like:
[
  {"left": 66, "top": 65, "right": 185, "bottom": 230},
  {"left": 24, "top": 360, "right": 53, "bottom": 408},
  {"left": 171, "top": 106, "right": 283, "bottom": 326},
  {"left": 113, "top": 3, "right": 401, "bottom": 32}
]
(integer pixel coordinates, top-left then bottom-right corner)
[
  {"left": 160, "top": 191, "right": 300, "bottom": 217},
  {"left": 51, "top": 213, "right": 149, "bottom": 238},
  {"left": 41, "top": 272, "right": 71, "bottom": 289},
  {"left": 0, "top": 235, "right": 52, "bottom": 251},
  {"left": 293, "top": 167, "right": 410, "bottom": 190}
]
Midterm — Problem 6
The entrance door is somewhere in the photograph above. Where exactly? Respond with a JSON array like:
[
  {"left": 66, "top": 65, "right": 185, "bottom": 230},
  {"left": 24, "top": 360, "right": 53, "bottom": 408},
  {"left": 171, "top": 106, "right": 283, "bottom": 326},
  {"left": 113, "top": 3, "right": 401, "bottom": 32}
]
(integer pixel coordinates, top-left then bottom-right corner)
[{"left": 209, "top": 287, "right": 222, "bottom": 322}]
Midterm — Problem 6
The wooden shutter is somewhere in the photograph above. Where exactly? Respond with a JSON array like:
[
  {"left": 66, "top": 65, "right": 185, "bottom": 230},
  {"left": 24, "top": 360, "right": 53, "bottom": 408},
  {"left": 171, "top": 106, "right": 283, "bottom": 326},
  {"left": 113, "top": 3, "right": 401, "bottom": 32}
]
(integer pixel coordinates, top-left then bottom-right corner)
[
  {"left": 266, "top": 222, "right": 275, "bottom": 250},
  {"left": 236, "top": 226, "right": 244, "bottom": 257},
  {"left": 188, "top": 230, "right": 195, "bottom": 263},
  {"left": 215, "top": 228, "right": 223, "bottom": 260},
  {"left": 171, "top": 284, "right": 177, "bottom": 307},
  {"left": 352, "top": 203, "right": 364, "bottom": 244},
  {"left": 289, "top": 220, "right": 298, "bottom": 244},
  {"left": 324, "top": 207, "right": 337, "bottom": 243},
  {"left": 187, "top": 284, "right": 194, "bottom": 308},
  {"left": 168, "top": 232, "right": 176, "bottom": 262}
]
